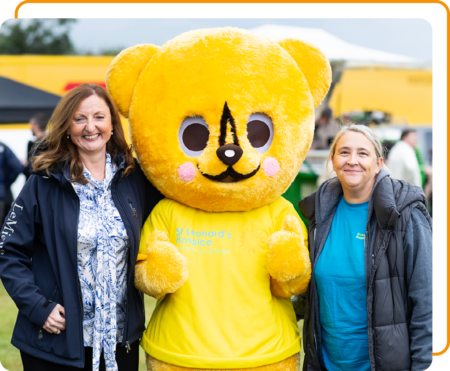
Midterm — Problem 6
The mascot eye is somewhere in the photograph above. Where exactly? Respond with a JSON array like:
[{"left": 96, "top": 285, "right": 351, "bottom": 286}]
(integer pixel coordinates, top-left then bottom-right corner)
[
  {"left": 179, "top": 117, "right": 210, "bottom": 157},
  {"left": 246, "top": 113, "right": 274, "bottom": 153}
]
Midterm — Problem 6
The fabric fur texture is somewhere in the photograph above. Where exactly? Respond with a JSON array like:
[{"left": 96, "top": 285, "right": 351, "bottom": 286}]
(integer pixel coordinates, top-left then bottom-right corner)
[
  {"left": 146, "top": 354, "right": 300, "bottom": 371},
  {"left": 106, "top": 27, "right": 331, "bottom": 371}
]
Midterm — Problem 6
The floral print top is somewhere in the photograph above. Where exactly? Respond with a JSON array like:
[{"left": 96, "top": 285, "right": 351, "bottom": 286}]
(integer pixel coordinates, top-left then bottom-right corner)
[{"left": 71, "top": 153, "right": 129, "bottom": 371}]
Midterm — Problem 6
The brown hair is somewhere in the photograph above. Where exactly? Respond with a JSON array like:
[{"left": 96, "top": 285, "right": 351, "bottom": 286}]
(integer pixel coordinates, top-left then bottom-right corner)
[
  {"left": 32, "top": 83, "right": 135, "bottom": 183},
  {"left": 400, "top": 129, "right": 416, "bottom": 140}
]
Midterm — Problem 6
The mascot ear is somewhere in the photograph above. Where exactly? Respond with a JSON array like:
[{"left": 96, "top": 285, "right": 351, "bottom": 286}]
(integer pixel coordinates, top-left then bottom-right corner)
[
  {"left": 106, "top": 44, "right": 160, "bottom": 118},
  {"left": 278, "top": 39, "right": 331, "bottom": 108}
]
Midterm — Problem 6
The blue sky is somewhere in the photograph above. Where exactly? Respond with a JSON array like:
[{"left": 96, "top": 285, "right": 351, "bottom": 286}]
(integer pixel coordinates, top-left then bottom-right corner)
[
  {"left": 0, "top": 18, "right": 432, "bottom": 61},
  {"left": 67, "top": 18, "right": 432, "bottom": 61}
]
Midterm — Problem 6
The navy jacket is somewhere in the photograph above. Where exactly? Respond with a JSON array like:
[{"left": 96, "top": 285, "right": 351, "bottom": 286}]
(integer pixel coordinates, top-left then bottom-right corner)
[
  {"left": 0, "top": 142, "right": 24, "bottom": 202},
  {"left": 0, "top": 156, "right": 162, "bottom": 368}
]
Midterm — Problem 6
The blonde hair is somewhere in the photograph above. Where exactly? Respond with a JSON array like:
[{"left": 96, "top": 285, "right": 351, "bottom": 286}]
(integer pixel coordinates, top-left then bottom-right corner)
[{"left": 327, "top": 123, "right": 388, "bottom": 170}]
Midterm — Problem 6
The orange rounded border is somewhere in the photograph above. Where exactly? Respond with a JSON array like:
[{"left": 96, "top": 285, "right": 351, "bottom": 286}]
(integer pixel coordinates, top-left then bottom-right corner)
[{"left": 13, "top": 0, "right": 450, "bottom": 357}]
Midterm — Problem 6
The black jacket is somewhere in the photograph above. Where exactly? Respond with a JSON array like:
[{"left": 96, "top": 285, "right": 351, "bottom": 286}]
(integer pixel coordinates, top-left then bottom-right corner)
[
  {"left": 0, "top": 156, "right": 162, "bottom": 368},
  {"left": 295, "top": 169, "right": 432, "bottom": 371},
  {"left": 0, "top": 141, "right": 24, "bottom": 202}
]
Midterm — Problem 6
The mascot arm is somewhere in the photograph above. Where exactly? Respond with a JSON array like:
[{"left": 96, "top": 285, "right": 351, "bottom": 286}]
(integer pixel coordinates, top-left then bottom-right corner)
[
  {"left": 267, "top": 215, "right": 311, "bottom": 298},
  {"left": 135, "top": 230, "right": 188, "bottom": 299}
]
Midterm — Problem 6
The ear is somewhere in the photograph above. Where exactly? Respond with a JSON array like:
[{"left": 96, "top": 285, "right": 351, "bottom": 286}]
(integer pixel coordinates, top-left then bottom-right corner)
[
  {"left": 106, "top": 44, "right": 160, "bottom": 118},
  {"left": 278, "top": 39, "right": 331, "bottom": 108}
]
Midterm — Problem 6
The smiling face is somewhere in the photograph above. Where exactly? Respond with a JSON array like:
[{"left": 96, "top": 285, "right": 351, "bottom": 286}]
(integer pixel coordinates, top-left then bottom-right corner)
[
  {"left": 107, "top": 28, "right": 331, "bottom": 212},
  {"left": 128, "top": 30, "right": 315, "bottom": 212},
  {"left": 68, "top": 94, "right": 113, "bottom": 160},
  {"left": 332, "top": 131, "right": 382, "bottom": 200}
]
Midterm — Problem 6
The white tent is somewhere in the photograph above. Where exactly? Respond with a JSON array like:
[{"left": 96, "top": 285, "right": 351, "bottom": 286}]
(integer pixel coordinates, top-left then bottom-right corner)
[{"left": 251, "top": 25, "right": 417, "bottom": 65}]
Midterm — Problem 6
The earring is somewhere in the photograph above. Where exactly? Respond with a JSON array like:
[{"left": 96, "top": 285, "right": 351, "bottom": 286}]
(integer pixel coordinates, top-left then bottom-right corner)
[
  {"left": 111, "top": 131, "right": 114, "bottom": 136},
  {"left": 67, "top": 134, "right": 70, "bottom": 139}
]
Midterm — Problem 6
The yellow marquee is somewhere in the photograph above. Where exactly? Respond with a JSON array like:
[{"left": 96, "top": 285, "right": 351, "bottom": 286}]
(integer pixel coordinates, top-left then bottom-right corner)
[{"left": 329, "top": 67, "right": 432, "bottom": 126}]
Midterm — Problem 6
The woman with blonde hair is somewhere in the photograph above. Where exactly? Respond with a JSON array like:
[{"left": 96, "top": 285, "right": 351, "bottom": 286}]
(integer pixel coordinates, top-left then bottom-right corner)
[
  {"left": 0, "top": 84, "right": 162, "bottom": 371},
  {"left": 295, "top": 124, "right": 432, "bottom": 371}
]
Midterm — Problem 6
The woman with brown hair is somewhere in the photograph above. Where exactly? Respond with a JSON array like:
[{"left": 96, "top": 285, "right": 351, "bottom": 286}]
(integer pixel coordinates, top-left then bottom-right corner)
[{"left": 0, "top": 84, "right": 162, "bottom": 371}]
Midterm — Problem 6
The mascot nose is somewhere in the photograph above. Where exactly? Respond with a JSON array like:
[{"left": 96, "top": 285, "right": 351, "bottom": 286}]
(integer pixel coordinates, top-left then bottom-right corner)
[{"left": 217, "top": 144, "right": 243, "bottom": 166}]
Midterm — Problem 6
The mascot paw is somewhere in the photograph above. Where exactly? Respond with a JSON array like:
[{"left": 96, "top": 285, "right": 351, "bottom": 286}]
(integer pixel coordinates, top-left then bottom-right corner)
[
  {"left": 267, "top": 216, "right": 311, "bottom": 297},
  {"left": 135, "top": 230, "right": 188, "bottom": 299}
]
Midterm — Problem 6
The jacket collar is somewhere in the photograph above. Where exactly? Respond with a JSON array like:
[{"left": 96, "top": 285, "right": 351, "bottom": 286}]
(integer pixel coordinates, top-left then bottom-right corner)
[
  {"left": 300, "top": 168, "right": 391, "bottom": 226},
  {"left": 302, "top": 167, "right": 427, "bottom": 232},
  {"left": 35, "top": 152, "right": 126, "bottom": 190}
]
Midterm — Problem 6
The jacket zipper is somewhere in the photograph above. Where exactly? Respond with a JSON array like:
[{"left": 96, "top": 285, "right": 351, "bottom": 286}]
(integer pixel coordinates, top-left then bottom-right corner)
[
  {"left": 113, "top": 175, "right": 138, "bottom": 348},
  {"left": 63, "top": 181, "right": 85, "bottom": 366},
  {"left": 73, "top": 196, "right": 85, "bottom": 367}
]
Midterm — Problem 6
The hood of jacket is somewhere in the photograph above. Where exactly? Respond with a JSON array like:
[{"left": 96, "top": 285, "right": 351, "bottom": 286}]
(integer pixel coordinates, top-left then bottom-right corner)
[{"left": 300, "top": 168, "right": 429, "bottom": 232}]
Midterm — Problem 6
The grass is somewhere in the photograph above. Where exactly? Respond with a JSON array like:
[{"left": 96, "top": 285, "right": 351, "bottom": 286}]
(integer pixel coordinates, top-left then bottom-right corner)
[
  {"left": 1, "top": 283, "right": 304, "bottom": 371},
  {"left": 0, "top": 283, "right": 22, "bottom": 371}
]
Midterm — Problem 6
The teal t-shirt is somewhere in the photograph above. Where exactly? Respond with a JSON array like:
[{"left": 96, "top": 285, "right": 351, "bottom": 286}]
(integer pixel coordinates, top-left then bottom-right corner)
[{"left": 314, "top": 197, "right": 370, "bottom": 371}]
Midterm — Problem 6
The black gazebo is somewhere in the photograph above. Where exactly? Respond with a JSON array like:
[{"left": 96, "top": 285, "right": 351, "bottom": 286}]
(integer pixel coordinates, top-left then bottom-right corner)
[{"left": 0, "top": 76, "right": 61, "bottom": 123}]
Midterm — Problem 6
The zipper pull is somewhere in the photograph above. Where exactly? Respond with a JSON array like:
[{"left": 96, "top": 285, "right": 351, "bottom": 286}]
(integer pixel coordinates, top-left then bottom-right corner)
[
  {"left": 129, "top": 203, "right": 137, "bottom": 218},
  {"left": 126, "top": 341, "right": 131, "bottom": 353},
  {"left": 38, "top": 329, "right": 43, "bottom": 340}
]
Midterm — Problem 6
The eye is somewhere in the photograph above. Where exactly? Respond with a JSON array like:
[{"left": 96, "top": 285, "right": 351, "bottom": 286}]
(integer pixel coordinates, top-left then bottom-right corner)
[
  {"left": 179, "top": 117, "right": 210, "bottom": 157},
  {"left": 246, "top": 113, "right": 273, "bottom": 153}
]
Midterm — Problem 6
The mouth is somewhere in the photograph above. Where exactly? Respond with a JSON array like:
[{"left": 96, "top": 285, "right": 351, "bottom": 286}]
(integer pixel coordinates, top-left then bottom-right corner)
[
  {"left": 198, "top": 165, "right": 260, "bottom": 183},
  {"left": 83, "top": 134, "right": 100, "bottom": 141}
]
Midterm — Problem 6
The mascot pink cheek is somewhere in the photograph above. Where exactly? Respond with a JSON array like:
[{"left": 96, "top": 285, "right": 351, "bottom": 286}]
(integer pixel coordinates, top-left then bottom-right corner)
[
  {"left": 263, "top": 157, "right": 280, "bottom": 177},
  {"left": 178, "top": 162, "right": 196, "bottom": 181}
]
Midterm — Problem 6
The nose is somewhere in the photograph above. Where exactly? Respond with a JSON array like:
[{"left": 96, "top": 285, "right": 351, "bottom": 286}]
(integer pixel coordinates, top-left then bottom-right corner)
[
  {"left": 347, "top": 154, "right": 358, "bottom": 165},
  {"left": 217, "top": 144, "right": 243, "bottom": 166},
  {"left": 85, "top": 117, "right": 95, "bottom": 132}
]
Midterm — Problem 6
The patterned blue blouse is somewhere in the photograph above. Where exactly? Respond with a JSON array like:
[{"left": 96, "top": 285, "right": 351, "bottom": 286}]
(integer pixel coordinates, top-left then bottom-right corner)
[{"left": 71, "top": 153, "right": 129, "bottom": 371}]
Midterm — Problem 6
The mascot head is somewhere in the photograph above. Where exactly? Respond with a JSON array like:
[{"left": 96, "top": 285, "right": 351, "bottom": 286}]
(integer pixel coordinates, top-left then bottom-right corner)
[{"left": 106, "top": 27, "right": 331, "bottom": 212}]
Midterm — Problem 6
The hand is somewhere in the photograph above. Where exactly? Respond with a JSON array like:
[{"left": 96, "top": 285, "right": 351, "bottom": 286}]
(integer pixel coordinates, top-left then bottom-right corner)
[
  {"left": 43, "top": 304, "right": 66, "bottom": 334},
  {"left": 267, "top": 215, "right": 311, "bottom": 297},
  {"left": 135, "top": 230, "right": 188, "bottom": 299}
]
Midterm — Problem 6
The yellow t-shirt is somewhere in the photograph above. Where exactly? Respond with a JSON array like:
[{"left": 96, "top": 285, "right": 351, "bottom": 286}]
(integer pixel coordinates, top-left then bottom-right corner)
[{"left": 139, "top": 197, "right": 307, "bottom": 368}]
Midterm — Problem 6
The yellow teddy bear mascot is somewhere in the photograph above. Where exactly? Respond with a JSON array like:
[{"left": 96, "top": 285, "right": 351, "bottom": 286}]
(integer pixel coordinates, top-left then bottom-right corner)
[{"left": 106, "top": 27, "right": 331, "bottom": 371}]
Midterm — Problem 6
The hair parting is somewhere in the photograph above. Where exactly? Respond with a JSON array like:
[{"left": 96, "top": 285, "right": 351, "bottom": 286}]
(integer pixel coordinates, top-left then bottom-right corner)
[
  {"left": 326, "top": 122, "right": 388, "bottom": 171},
  {"left": 32, "top": 83, "right": 135, "bottom": 184}
]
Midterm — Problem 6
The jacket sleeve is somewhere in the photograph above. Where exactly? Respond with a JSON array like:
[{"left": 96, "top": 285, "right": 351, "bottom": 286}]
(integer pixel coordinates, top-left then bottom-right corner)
[
  {"left": 292, "top": 292, "right": 307, "bottom": 321},
  {"left": 141, "top": 166, "right": 164, "bottom": 223},
  {"left": 404, "top": 208, "right": 432, "bottom": 371},
  {"left": 0, "top": 176, "right": 57, "bottom": 327},
  {"left": 4, "top": 145, "right": 24, "bottom": 186}
]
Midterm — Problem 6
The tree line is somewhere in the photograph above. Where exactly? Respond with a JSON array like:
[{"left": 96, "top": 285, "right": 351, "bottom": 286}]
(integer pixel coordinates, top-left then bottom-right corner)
[{"left": 0, "top": 19, "right": 123, "bottom": 56}]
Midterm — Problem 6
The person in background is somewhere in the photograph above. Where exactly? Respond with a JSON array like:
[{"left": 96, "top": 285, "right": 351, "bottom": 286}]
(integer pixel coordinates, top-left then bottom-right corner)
[
  {"left": 310, "top": 107, "right": 339, "bottom": 150},
  {"left": 0, "top": 84, "right": 162, "bottom": 371},
  {"left": 423, "top": 150, "right": 433, "bottom": 218},
  {"left": 380, "top": 140, "right": 396, "bottom": 167},
  {"left": 24, "top": 113, "right": 49, "bottom": 180},
  {"left": 387, "top": 129, "right": 422, "bottom": 187},
  {"left": 296, "top": 124, "right": 432, "bottom": 371},
  {"left": 0, "top": 142, "right": 24, "bottom": 225}
]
